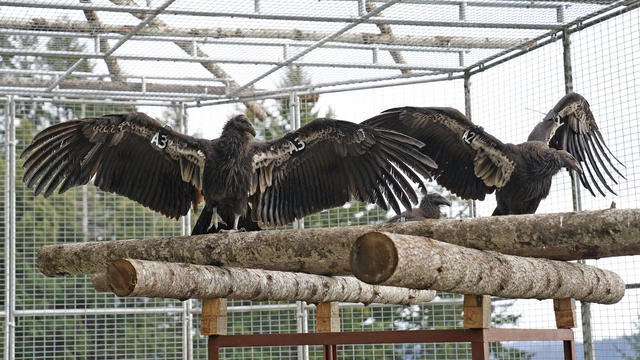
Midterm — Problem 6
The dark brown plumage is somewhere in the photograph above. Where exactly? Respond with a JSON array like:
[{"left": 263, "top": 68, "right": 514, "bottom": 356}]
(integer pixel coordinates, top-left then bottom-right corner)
[
  {"left": 363, "top": 92, "right": 624, "bottom": 216},
  {"left": 21, "top": 113, "right": 437, "bottom": 234},
  {"left": 386, "top": 192, "right": 451, "bottom": 222}
]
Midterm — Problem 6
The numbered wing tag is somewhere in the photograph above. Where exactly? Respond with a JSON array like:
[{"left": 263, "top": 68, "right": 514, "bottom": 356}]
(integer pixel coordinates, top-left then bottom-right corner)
[
  {"left": 150, "top": 131, "right": 168, "bottom": 151},
  {"left": 288, "top": 136, "right": 306, "bottom": 155}
]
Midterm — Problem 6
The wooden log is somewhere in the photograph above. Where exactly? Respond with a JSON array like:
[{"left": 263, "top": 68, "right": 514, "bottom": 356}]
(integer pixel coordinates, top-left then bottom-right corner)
[
  {"left": 107, "top": 259, "right": 436, "bottom": 305},
  {"left": 37, "top": 208, "right": 640, "bottom": 277},
  {"left": 350, "top": 232, "right": 625, "bottom": 305},
  {"left": 90, "top": 272, "right": 112, "bottom": 292}
]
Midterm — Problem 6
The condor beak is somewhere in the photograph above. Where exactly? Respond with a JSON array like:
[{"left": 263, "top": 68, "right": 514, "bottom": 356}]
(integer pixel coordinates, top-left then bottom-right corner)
[
  {"left": 432, "top": 194, "right": 452, "bottom": 207},
  {"left": 561, "top": 152, "right": 583, "bottom": 174}
]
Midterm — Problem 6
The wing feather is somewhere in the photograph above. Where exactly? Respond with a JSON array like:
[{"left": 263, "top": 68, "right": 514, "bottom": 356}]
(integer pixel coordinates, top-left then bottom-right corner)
[
  {"left": 527, "top": 92, "right": 624, "bottom": 196},
  {"left": 20, "top": 112, "right": 205, "bottom": 219},
  {"left": 250, "top": 118, "right": 434, "bottom": 226},
  {"left": 363, "top": 107, "right": 511, "bottom": 200}
]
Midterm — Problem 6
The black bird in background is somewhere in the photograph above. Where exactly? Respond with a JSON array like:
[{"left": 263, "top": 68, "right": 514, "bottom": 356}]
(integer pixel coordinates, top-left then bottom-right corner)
[
  {"left": 363, "top": 92, "right": 624, "bottom": 216},
  {"left": 386, "top": 192, "right": 451, "bottom": 222},
  {"left": 21, "top": 113, "right": 437, "bottom": 234}
]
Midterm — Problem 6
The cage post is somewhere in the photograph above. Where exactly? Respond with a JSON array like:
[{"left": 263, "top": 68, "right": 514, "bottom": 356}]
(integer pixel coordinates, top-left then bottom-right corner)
[
  {"left": 3, "top": 96, "right": 16, "bottom": 360},
  {"left": 463, "top": 70, "right": 477, "bottom": 218},
  {"left": 179, "top": 101, "right": 194, "bottom": 360},
  {"left": 289, "top": 91, "right": 309, "bottom": 360},
  {"left": 562, "top": 27, "right": 593, "bottom": 360},
  {"left": 81, "top": 103, "right": 89, "bottom": 242}
]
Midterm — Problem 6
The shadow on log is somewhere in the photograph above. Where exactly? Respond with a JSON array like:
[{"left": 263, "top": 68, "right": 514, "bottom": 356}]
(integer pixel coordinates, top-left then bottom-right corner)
[
  {"left": 105, "top": 259, "right": 436, "bottom": 305},
  {"left": 37, "top": 208, "right": 640, "bottom": 277},
  {"left": 350, "top": 232, "right": 625, "bottom": 304}
]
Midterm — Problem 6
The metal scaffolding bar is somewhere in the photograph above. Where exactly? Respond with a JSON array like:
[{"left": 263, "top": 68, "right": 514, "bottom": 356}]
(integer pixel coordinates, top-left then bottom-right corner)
[
  {"left": 0, "top": 19, "right": 528, "bottom": 49},
  {"left": 466, "top": 0, "right": 638, "bottom": 74},
  {"left": 0, "top": 48, "right": 463, "bottom": 72},
  {"left": 0, "top": 28, "right": 469, "bottom": 54},
  {"left": 229, "top": 0, "right": 404, "bottom": 97},
  {"left": 0, "top": 0, "right": 564, "bottom": 28},
  {"left": 44, "top": 0, "right": 178, "bottom": 92},
  {"left": 3, "top": 96, "right": 16, "bottom": 360},
  {"left": 325, "top": 0, "right": 568, "bottom": 9}
]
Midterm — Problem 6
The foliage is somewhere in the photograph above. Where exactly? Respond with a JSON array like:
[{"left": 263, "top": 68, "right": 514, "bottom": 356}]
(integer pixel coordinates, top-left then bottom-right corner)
[{"left": 617, "top": 316, "right": 640, "bottom": 359}]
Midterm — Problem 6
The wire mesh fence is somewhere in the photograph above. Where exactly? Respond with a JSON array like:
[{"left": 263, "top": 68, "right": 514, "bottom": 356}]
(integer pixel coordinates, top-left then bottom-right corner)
[{"left": 0, "top": 0, "right": 638, "bottom": 359}]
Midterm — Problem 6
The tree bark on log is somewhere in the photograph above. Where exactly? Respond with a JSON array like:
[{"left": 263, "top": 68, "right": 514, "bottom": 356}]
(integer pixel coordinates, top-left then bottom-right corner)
[
  {"left": 90, "top": 272, "right": 112, "bottom": 292},
  {"left": 1, "top": 19, "right": 527, "bottom": 50},
  {"left": 37, "top": 209, "right": 640, "bottom": 277},
  {"left": 107, "top": 258, "right": 435, "bottom": 304},
  {"left": 350, "top": 232, "right": 625, "bottom": 304}
]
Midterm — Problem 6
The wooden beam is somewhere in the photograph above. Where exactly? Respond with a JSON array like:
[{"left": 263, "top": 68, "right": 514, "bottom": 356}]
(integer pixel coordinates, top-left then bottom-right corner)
[
  {"left": 37, "top": 209, "right": 640, "bottom": 277},
  {"left": 316, "top": 302, "right": 340, "bottom": 333},
  {"left": 554, "top": 299, "right": 576, "bottom": 329},
  {"left": 350, "top": 232, "right": 625, "bottom": 304},
  {"left": 201, "top": 298, "right": 227, "bottom": 335},
  {"left": 463, "top": 295, "right": 491, "bottom": 329}
]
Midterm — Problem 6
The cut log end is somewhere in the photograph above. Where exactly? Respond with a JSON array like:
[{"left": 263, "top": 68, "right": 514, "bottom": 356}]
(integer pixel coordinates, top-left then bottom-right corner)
[
  {"left": 350, "top": 232, "right": 398, "bottom": 285},
  {"left": 107, "top": 258, "right": 138, "bottom": 297}
]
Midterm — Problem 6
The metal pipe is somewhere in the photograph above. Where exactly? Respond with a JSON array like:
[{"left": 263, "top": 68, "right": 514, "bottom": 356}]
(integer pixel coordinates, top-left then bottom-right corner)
[
  {"left": 0, "top": 28, "right": 471, "bottom": 54},
  {"left": 178, "top": 102, "right": 193, "bottom": 360},
  {"left": 228, "top": 0, "right": 404, "bottom": 97},
  {"left": 466, "top": 0, "right": 639, "bottom": 75},
  {"left": 81, "top": 103, "right": 89, "bottom": 243},
  {"left": 192, "top": 73, "right": 463, "bottom": 107},
  {"left": 10, "top": 96, "right": 179, "bottom": 107},
  {"left": 0, "top": 67, "right": 228, "bottom": 83},
  {"left": 463, "top": 70, "right": 477, "bottom": 218},
  {"left": 0, "top": 1, "right": 563, "bottom": 29},
  {"left": 3, "top": 96, "right": 16, "bottom": 360},
  {"left": 562, "top": 27, "right": 593, "bottom": 360},
  {"left": 14, "top": 307, "right": 185, "bottom": 316},
  {"left": 0, "top": 86, "right": 224, "bottom": 100},
  {"left": 45, "top": 59, "right": 87, "bottom": 91},
  {"left": 324, "top": 0, "right": 566, "bottom": 9},
  {"left": 45, "top": 0, "right": 177, "bottom": 92},
  {"left": 0, "top": 48, "right": 463, "bottom": 72}
]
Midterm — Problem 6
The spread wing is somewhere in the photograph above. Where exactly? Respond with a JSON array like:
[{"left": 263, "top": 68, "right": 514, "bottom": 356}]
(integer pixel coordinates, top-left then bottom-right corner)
[
  {"left": 20, "top": 112, "right": 206, "bottom": 219},
  {"left": 527, "top": 92, "right": 625, "bottom": 196},
  {"left": 363, "top": 107, "right": 514, "bottom": 200},
  {"left": 249, "top": 118, "right": 437, "bottom": 226}
]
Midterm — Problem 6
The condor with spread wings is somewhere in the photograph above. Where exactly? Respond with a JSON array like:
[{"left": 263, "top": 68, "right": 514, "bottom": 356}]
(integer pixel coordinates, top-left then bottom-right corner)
[
  {"left": 21, "top": 113, "right": 436, "bottom": 233},
  {"left": 363, "top": 92, "right": 624, "bottom": 215}
]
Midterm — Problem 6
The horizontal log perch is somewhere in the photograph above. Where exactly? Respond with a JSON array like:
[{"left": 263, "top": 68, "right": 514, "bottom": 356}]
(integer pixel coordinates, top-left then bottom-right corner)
[
  {"left": 1, "top": 19, "right": 529, "bottom": 49},
  {"left": 350, "top": 232, "right": 625, "bottom": 304},
  {"left": 107, "top": 259, "right": 435, "bottom": 305},
  {"left": 37, "top": 208, "right": 640, "bottom": 277}
]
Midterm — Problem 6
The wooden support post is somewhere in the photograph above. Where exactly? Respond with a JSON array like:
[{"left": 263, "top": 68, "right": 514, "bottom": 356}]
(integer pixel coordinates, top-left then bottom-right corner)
[
  {"left": 316, "top": 302, "right": 340, "bottom": 333},
  {"left": 554, "top": 298, "right": 576, "bottom": 329},
  {"left": 316, "top": 302, "right": 339, "bottom": 360},
  {"left": 201, "top": 298, "right": 227, "bottom": 335},
  {"left": 464, "top": 295, "right": 491, "bottom": 329}
]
